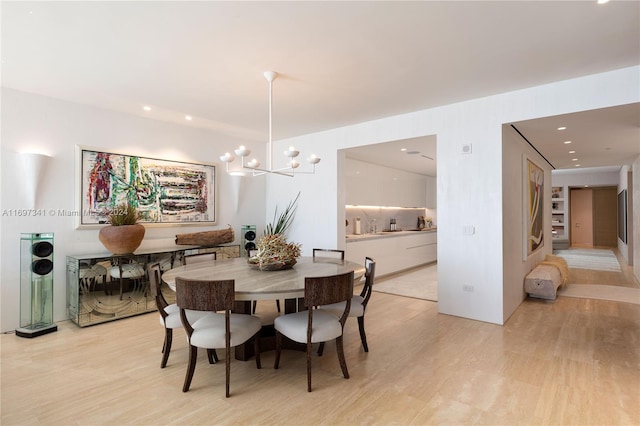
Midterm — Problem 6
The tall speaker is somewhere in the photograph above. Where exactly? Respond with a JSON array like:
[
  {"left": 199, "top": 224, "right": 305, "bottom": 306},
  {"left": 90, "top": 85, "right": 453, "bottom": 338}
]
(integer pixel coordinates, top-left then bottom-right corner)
[
  {"left": 16, "top": 233, "right": 57, "bottom": 338},
  {"left": 241, "top": 225, "right": 257, "bottom": 257}
]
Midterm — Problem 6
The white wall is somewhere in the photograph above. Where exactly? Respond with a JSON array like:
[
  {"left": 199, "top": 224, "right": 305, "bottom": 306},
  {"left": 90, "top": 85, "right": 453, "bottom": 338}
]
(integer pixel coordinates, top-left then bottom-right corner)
[
  {"left": 634, "top": 156, "right": 640, "bottom": 280},
  {"left": 617, "top": 165, "right": 632, "bottom": 263},
  {"left": 502, "top": 125, "right": 552, "bottom": 320},
  {"left": 552, "top": 168, "right": 620, "bottom": 187},
  {"left": 266, "top": 66, "right": 640, "bottom": 325},
  {"left": 0, "top": 88, "right": 266, "bottom": 332}
]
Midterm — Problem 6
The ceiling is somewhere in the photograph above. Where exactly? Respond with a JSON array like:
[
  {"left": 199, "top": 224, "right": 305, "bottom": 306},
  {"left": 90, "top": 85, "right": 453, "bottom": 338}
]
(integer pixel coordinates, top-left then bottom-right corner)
[{"left": 2, "top": 1, "right": 639, "bottom": 176}]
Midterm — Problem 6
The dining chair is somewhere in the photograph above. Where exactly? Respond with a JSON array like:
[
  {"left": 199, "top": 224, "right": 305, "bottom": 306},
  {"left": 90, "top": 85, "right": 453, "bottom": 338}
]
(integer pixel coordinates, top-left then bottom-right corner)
[
  {"left": 273, "top": 271, "right": 354, "bottom": 392},
  {"left": 312, "top": 248, "right": 345, "bottom": 261},
  {"left": 183, "top": 252, "right": 217, "bottom": 265},
  {"left": 317, "top": 257, "right": 376, "bottom": 355},
  {"left": 175, "top": 277, "right": 262, "bottom": 397},
  {"left": 147, "top": 263, "right": 213, "bottom": 368}
]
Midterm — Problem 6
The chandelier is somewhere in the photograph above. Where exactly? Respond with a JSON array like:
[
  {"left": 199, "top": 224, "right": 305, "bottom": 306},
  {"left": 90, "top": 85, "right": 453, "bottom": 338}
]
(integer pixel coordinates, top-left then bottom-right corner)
[{"left": 220, "top": 71, "right": 321, "bottom": 177}]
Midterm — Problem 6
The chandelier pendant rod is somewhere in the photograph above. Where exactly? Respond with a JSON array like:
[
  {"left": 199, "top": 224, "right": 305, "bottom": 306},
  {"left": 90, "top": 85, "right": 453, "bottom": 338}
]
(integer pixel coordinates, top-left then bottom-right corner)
[{"left": 266, "top": 71, "right": 276, "bottom": 172}]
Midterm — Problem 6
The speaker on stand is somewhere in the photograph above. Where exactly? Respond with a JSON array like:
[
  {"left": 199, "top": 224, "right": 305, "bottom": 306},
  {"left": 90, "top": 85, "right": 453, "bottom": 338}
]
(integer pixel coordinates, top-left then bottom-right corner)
[
  {"left": 16, "top": 233, "right": 57, "bottom": 338},
  {"left": 241, "top": 225, "right": 257, "bottom": 257}
]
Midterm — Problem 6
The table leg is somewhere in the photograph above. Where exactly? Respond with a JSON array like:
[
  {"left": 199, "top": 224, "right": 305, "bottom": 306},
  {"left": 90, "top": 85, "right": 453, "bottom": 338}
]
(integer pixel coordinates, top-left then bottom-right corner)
[{"left": 233, "top": 298, "right": 305, "bottom": 361}]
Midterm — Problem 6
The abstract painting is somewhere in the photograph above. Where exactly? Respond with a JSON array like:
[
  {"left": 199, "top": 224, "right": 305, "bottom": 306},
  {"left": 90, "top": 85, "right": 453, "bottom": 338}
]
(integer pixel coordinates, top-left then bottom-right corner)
[
  {"left": 524, "top": 155, "right": 544, "bottom": 259},
  {"left": 78, "top": 147, "right": 216, "bottom": 227}
]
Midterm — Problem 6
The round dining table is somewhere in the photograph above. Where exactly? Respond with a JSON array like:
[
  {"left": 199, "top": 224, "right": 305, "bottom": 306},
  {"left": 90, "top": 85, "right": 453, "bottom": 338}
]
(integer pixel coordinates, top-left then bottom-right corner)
[
  {"left": 162, "top": 256, "right": 365, "bottom": 302},
  {"left": 162, "top": 256, "right": 365, "bottom": 361}
]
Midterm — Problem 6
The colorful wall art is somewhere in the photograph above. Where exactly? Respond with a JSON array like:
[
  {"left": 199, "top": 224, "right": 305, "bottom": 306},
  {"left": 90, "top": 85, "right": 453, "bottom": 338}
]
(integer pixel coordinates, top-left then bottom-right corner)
[
  {"left": 79, "top": 147, "right": 216, "bottom": 227},
  {"left": 524, "top": 155, "right": 544, "bottom": 259}
]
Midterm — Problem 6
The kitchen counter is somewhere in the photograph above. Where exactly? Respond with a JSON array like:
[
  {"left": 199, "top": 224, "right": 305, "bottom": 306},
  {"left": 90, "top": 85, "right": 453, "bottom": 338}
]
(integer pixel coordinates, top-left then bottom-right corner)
[
  {"left": 345, "top": 228, "right": 437, "bottom": 277},
  {"left": 346, "top": 228, "right": 436, "bottom": 242}
]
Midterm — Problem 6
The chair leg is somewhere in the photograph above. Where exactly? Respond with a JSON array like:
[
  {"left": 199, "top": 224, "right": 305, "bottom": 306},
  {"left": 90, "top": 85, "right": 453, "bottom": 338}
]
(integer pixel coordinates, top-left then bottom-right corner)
[
  {"left": 207, "top": 349, "right": 217, "bottom": 364},
  {"left": 276, "top": 299, "right": 281, "bottom": 312},
  {"left": 317, "top": 342, "right": 325, "bottom": 356},
  {"left": 183, "top": 345, "right": 198, "bottom": 392},
  {"left": 357, "top": 316, "right": 369, "bottom": 352},
  {"left": 274, "top": 331, "right": 282, "bottom": 369},
  {"left": 335, "top": 336, "right": 349, "bottom": 379},
  {"left": 225, "top": 342, "right": 231, "bottom": 398},
  {"left": 252, "top": 300, "right": 257, "bottom": 314},
  {"left": 307, "top": 340, "right": 313, "bottom": 392},
  {"left": 161, "top": 328, "right": 173, "bottom": 368}
]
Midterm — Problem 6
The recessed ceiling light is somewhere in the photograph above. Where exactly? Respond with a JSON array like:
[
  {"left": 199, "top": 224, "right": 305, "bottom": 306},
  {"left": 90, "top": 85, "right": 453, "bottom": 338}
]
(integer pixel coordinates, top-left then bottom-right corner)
[
  {"left": 569, "top": 150, "right": 576, "bottom": 154},
  {"left": 185, "top": 115, "right": 193, "bottom": 121},
  {"left": 575, "top": 164, "right": 581, "bottom": 167},
  {"left": 557, "top": 126, "right": 567, "bottom": 131},
  {"left": 400, "top": 148, "right": 407, "bottom": 152},
  {"left": 563, "top": 141, "right": 572, "bottom": 144},
  {"left": 572, "top": 158, "right": 578, "bottom": 161},
  {"left": 143, "top": 106, "right": 151, "bottom": 111},
  {"left": 597, "top": 0, "right": 610, "bottom": 4}
]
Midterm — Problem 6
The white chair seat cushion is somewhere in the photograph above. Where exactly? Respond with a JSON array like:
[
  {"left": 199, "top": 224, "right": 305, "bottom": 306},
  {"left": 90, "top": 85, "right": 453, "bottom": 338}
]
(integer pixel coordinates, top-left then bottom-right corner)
[
  {"left": 189, "top": 313, "right": 262, "bottom": 348},
  {"left": 109, "top": 263, "right": 145, "bottom": 279},
  {"left": 162, "top": 305, "right": 207, "bottom": 329},
  {"left": 318, "top": 295, "right": 364, "bottom": 318},
  {"left": 274, "top": 310, "right": 343, "bottom": 344}
]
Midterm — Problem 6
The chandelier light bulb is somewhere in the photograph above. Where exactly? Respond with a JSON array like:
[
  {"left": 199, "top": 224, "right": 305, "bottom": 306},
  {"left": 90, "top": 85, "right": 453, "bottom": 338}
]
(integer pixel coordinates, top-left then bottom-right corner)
[
  {"left": 220, "top": 152, "right": 235, "bottom": 163},
  {"left": 307, "top": 154, "right": 321, "bottom": 164},
  {"left": 235, "top": 145, "right": 251, "bottom": 157},
  {"left": 284, "top": 146, "right": 300, "bottom": 158},
  {"left": 290, "top": 160, "right": 300, "bottom": 169},
  {"left": 247, "top": 159, "right": 260, "bottom": 169}
]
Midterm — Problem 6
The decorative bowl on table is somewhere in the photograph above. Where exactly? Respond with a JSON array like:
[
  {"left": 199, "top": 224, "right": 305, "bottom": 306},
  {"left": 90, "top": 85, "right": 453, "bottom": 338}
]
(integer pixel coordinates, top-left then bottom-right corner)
[
  {"left": 247, "top": 258, "right": 297, "bottom": 271},
  {"left": 247, "top": 234, "right": 301, "bottom": 272}
]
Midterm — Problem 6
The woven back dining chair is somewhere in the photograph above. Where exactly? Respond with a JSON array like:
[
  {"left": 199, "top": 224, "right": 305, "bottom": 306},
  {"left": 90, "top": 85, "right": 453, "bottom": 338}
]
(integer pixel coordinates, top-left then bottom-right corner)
[
  {"left": 317, "top": 256, "right": 376, "bottom": 355},
  {"left": 183, "top": 252, "right": 217, "bottom": 265},
  {"left": 175, "top": 277, "right": 262, "bottom": 397},
  {"left": 273, "top": 270, "right": 354, "bottom": 392},
  {"left": 148, "top": 263, "right": 214, "bottom": 368},
  {"left": 312, "top": 248, "right": 345, "bottom": 261}
]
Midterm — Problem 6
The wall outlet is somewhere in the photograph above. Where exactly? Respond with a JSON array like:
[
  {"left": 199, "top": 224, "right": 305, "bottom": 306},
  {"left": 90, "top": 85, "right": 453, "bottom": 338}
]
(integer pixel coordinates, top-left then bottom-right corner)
[{"left": 463, "top": 285, "right": 474, "bottom": 292}]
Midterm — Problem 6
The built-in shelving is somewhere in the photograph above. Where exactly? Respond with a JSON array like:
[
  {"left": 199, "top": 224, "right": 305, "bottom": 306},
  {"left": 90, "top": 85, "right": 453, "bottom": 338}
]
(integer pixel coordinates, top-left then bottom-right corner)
[{"left": 552, "top": 186, "right": 569, "bottom": 249}]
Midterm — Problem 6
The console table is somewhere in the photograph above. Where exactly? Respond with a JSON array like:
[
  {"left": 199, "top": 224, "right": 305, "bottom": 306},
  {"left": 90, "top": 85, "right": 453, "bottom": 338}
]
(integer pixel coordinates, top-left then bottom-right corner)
[{"left": 66, "top": 244, "right": 240, "bottom": 327}]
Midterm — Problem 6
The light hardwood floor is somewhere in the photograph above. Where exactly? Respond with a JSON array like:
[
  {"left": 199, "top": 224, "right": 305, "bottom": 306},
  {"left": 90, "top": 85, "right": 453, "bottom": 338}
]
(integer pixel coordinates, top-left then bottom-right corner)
[
  {"left": 2, "top": 260, "right": 639, "bottom": 425},
  {"left": 568, "top": 247, "right": 640, "bottom": 289}
]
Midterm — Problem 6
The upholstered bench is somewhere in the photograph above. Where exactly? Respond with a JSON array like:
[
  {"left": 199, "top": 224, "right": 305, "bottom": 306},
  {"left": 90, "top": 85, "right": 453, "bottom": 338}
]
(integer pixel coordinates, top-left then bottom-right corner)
[{"left": 524, "top": 254, "right": 569, "bottom": 300}]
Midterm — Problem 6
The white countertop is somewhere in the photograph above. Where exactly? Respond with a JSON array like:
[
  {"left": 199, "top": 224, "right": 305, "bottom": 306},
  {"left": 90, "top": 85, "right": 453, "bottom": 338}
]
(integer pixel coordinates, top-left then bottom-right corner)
[{"left": 346, "top": 228, "right": 437, "bottom": 242}]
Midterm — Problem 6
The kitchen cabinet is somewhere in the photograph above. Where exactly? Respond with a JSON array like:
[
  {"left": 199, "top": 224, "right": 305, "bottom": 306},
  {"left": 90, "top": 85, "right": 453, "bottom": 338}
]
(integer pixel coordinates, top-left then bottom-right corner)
[
  {"left": 346, "top": 231, "right": 436, "bottom": 277},
  {"left": 346, "top": 158, "right": 427, "bottom": 207}
]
